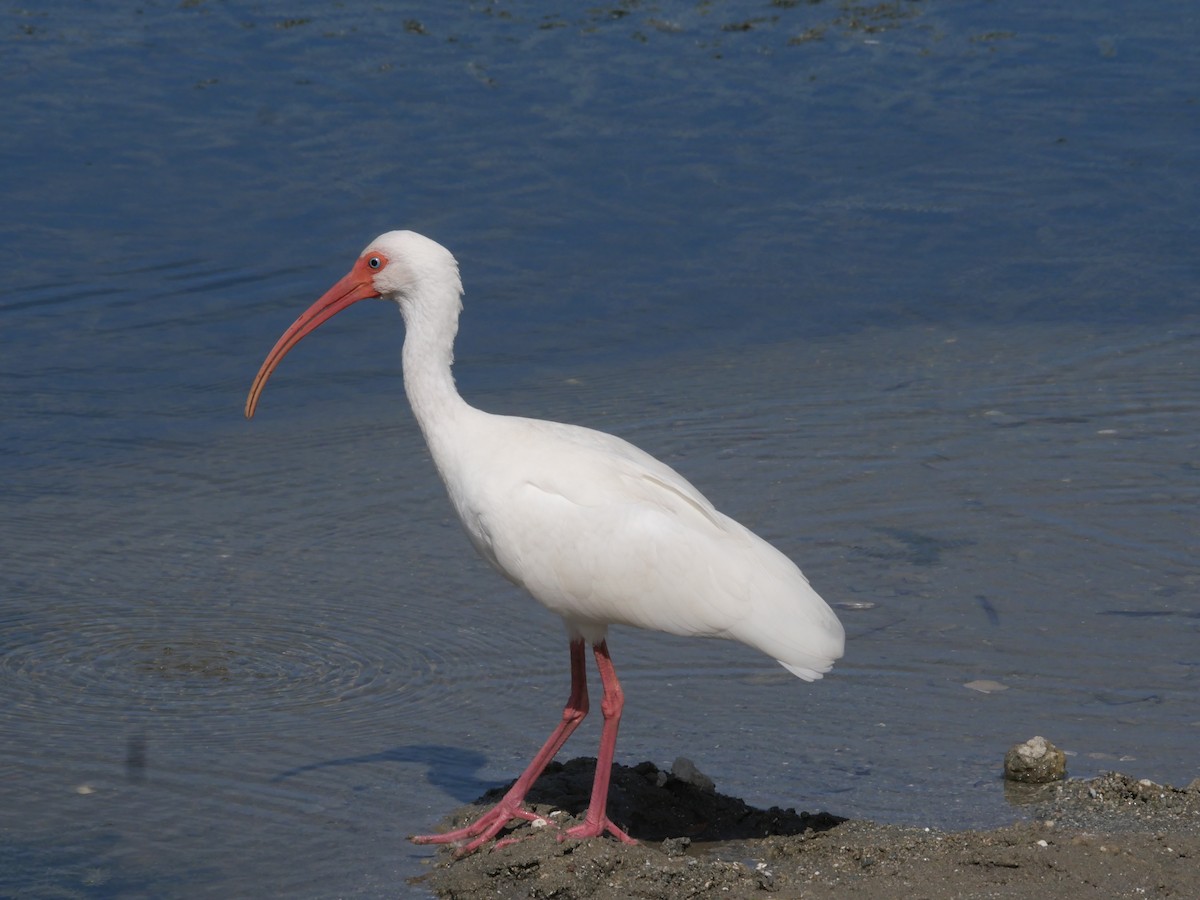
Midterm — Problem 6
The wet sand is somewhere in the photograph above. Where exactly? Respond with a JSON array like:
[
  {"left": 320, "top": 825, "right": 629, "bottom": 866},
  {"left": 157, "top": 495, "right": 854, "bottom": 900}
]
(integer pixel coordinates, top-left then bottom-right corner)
[{"left": 417, "top": 759, "right": 1200, "bottom": 898}]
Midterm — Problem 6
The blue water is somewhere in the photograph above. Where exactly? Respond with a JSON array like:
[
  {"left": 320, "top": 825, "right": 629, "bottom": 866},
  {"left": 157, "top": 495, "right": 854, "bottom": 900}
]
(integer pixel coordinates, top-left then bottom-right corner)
[{"left": 2, "top": 1, "right": 1197, "bottom": 896}]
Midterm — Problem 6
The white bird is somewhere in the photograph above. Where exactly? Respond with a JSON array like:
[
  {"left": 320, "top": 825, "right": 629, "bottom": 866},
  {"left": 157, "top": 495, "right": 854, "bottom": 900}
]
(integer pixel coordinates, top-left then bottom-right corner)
[{"left": 245, "top": 230, "right": 845, "bottom": 855}]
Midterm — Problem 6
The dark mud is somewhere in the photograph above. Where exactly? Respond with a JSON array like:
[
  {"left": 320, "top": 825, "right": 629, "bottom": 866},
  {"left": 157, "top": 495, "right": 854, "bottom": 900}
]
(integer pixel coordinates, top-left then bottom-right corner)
[{"left": 416, "top": 760, "right": 1200, "bottom": 898}]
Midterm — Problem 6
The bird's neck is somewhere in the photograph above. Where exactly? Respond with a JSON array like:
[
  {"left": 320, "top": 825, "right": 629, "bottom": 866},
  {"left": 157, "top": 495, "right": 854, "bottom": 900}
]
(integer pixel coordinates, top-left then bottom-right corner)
[{"left": 398, "top": 290, "right": 473, "bottom": 451}]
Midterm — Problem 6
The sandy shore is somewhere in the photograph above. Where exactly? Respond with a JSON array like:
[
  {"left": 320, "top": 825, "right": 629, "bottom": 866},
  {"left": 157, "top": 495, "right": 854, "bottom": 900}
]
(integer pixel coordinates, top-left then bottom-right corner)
[{"left": 416, "top": 759, "right": 1200, "bottom": 898}]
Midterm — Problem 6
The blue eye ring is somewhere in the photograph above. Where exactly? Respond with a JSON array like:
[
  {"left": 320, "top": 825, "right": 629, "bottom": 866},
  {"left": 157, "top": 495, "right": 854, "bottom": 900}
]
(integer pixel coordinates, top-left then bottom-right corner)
[{"left": 368, "top": 256, "right": 382, "bottom": 269}]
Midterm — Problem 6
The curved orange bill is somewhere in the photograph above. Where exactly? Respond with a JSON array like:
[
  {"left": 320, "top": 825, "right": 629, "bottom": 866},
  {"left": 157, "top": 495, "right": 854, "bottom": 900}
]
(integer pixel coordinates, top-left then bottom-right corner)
[{"left": 244, "top": 266, "right": 381, "bottom": 419}]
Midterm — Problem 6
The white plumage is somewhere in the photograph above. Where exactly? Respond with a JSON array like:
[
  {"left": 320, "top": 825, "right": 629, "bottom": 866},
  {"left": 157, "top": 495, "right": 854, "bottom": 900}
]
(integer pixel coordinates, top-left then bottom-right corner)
[
  {"left": 443, "top": 412, "right": 843, "bottom": 678},
  {"left": 246, "top": 230, "right": 845, "bottom": 854}
]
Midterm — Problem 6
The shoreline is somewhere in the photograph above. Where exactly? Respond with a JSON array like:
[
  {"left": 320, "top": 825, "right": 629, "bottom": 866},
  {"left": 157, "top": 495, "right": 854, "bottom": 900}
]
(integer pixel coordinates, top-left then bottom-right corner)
[{"left": 418, "top": 760, "right": 1200, "bottom": 898}]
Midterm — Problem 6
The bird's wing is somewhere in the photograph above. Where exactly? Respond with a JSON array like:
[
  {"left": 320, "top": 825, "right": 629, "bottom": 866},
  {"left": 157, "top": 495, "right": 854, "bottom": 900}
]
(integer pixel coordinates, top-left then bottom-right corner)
[
  {"left": 512, "top": 417, "right": 729, "bottom": 532},
  {"left": 447, "top": 414, "right": 844, "bottom": 678},
  {"left": 460, "top": 417, "right": 758, "bottom": 634}
]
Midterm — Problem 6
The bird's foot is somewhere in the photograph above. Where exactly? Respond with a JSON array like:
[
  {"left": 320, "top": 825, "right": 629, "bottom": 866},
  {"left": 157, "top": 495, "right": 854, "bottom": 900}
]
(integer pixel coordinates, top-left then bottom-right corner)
[
  {"left": 411, "top": 803, "right": 552, "bottom": 857},
  {"left": 562, "top": 814, "right": 637, "bottom": 845}
]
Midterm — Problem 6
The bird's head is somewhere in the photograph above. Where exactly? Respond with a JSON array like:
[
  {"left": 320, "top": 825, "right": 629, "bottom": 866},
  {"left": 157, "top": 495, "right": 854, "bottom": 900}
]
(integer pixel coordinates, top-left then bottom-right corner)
[
  {"left": 244, "top": 230, "right": 461, "bottom": 419},
  {"left": 366, "top": 230, "right": 461, "bottom": 302}
]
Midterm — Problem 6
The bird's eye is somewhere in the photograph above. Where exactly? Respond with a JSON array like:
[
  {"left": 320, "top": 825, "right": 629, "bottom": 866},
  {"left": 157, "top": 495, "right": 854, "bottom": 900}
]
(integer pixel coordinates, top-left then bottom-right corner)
[{"left": 368, "top": 256, "right": 382, "bottom": 269}]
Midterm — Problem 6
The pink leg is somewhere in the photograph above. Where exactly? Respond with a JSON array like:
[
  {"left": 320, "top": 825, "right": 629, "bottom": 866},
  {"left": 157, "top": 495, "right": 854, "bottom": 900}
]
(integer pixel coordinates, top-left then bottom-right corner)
[
  {"left": 564, "top": 641, "right": 636, "bottom": 844},
  {"left": 411, "top": 639, "right": 589, "bottom": 855}
]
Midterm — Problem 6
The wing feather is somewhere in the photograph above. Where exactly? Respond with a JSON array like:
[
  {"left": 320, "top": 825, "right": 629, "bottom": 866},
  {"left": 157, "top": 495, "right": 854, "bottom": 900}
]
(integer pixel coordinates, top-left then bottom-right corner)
[{"left": 440, "top": 412, "right": 844, "bottom": 677}]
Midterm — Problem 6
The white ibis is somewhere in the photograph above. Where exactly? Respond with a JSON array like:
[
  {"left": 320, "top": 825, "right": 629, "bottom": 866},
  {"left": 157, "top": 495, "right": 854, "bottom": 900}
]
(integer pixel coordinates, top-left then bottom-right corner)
[{"left": 245, "top": 231, "right": 845, "bottom": 855}]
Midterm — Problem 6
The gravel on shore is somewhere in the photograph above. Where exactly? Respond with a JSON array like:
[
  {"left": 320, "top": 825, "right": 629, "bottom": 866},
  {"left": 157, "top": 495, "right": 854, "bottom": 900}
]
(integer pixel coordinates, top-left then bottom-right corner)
[{"left": 416, "top": 759, "right": 1200, "bottom": 899}]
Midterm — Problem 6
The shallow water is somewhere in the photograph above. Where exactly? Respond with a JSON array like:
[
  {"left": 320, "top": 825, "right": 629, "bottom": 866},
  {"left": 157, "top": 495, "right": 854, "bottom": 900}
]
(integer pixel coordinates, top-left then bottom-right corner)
[{"left": 2, "top": 1, "right": 1197, "bottom": 896}]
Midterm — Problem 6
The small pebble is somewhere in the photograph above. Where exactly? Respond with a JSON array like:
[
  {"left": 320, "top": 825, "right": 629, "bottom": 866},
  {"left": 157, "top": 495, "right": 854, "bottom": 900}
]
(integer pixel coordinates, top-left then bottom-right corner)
[
  {"left": 965, "top": 679, "right": 1009, "bottom": 693},
  {"left": 671, "top": 757, "right": 716, "bottom": 793},
  {"left": 661, "top": 836, "right": 691, "bottom": 858},
  {"left": 1004, "top": 736, "right": 1067, "bottom": 783}
]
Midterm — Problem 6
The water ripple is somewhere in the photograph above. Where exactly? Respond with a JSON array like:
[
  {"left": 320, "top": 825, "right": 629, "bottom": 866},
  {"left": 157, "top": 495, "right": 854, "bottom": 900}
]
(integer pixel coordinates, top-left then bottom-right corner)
[{"left": 0, "top": 594, "right": 509, "bottom": 739}]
